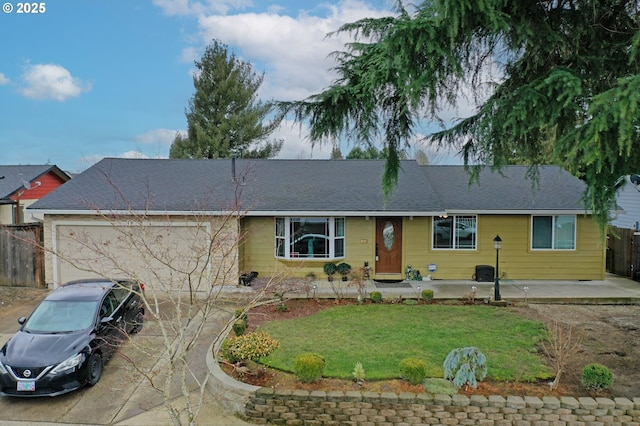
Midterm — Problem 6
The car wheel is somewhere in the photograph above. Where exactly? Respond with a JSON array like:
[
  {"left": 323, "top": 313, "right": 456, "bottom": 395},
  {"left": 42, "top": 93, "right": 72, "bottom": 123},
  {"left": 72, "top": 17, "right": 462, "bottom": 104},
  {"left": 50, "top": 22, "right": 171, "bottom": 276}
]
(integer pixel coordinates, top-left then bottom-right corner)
[
  {"left": 132, "top": 309, "right": 144, "bottom": 333},
  {"left": 86, "top": 353, "right": 103, "bottom": 386}
]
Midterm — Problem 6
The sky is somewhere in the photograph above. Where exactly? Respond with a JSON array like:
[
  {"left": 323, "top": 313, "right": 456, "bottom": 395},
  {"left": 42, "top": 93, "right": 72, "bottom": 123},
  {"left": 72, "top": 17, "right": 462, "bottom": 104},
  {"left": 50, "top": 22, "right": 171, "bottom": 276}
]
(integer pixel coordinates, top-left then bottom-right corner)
[{"left": 0, "top": 0, "right": 464, "bottom": 174}]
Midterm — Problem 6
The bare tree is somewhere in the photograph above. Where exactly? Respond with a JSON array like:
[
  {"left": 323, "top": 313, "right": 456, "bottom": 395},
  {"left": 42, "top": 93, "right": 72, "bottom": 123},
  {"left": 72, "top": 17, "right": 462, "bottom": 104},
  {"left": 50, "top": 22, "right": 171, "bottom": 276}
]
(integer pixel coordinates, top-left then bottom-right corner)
[
  {"left": 540, "top": 320, "right": 583, "bottom": 390},
  {"left": 40, "top": 179, "right": 280, "bottom": 425}
]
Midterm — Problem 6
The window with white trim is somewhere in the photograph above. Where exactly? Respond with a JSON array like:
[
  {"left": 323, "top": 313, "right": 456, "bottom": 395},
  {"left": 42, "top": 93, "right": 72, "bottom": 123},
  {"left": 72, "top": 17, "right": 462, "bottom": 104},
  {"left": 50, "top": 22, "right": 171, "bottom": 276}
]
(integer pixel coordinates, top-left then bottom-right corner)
[
  {"left": 432, "top": 215, "right": 477, "bottom": 249},
  {"left": 275, "top": 217, "right": 345, "bottom": 259},
  {"left": 531, "top": 215, "right": 576, "bottom": 250}
]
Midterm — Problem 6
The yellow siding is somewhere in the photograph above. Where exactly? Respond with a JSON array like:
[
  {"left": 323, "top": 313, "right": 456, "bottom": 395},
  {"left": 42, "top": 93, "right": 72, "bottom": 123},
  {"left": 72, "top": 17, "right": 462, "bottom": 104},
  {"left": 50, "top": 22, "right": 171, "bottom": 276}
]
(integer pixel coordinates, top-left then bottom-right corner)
[
  {"left": 422, "top": 215, "right": 604, "bottom": 280},
  {"left": 241, "top": 217, "right": 378, "bottom": 279},
  {"left": 241, "top": 215, "right": 605, "bottom": 281}
]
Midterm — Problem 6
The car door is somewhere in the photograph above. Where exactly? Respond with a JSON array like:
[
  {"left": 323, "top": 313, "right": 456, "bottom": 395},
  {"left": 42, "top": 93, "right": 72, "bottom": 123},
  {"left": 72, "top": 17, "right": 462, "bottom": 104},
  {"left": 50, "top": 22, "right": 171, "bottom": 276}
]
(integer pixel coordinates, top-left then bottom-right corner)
[
  {"left": 95, "top": 291, "right": 125, "bottom": 359},
  {"left": 112, "top": 281, "right": 141, "bottom": 334}
]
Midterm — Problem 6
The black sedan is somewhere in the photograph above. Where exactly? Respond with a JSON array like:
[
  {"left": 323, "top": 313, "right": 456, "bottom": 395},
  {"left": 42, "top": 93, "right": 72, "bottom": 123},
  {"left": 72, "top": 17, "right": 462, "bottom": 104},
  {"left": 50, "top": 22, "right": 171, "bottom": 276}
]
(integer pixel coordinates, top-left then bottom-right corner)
[{"left": 0, "top": 279, "right": 145, "bottom": 397}]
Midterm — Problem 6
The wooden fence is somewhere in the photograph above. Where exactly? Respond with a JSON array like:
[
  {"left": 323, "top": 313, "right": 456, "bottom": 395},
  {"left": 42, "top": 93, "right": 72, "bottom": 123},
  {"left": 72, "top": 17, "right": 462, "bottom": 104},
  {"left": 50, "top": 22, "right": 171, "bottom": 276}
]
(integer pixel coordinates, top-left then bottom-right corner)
[
  {"left": 0, "top": 223, "right": 44, "bottom": 288},
  {"left": 607, "top": 226, "right": 640, "bottom": 279}
]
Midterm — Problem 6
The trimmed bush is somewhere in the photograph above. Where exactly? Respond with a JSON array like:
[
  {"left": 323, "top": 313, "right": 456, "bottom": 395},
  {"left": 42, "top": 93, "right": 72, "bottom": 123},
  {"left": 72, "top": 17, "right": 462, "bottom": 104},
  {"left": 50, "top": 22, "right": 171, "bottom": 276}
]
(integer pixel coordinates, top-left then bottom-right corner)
[
  {"left": 222, "top": 332, "right": 280, "bottom": 363},
  {"left": 398, "top": 357, "right": 427, "bottom": 385},
  {"left": 582, "top": 363, "right": 613, "bottom": 391},
  {"left": 233, "top": 308, "right": 249, "bottom": 336},
  {"left": 294, "top": 352, "right": 326, "bottom": 383},
  {"left": 370, "top": 291, "right": 383, "bottom": 303},
  {"left": 443, "top": 346, "right": 487, "bottom": 389},
  {"left": 421, "top": 289, "right": 434, "bottom": 302},
  {"left": 232, "top": 319, "right": 247, "bottom": 336}
]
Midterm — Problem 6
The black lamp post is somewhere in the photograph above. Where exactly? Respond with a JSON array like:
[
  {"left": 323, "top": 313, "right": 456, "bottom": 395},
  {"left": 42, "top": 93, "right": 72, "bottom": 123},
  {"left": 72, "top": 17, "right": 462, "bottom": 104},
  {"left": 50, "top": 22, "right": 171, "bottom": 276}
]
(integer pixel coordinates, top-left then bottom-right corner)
[{"left": 493, "top": 234, "right": 502, "bottom": 301}]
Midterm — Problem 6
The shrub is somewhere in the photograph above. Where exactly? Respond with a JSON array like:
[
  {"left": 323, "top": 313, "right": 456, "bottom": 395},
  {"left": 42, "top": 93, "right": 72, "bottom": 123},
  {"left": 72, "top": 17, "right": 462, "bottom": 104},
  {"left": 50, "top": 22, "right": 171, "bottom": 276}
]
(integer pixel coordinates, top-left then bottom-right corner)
[
  {"left": 352, "top": 362, "right": 366, "bottom": 383},
  {"left": 232, "top": 319, "right": 247, "bottom": 336},
  {"left": 398, "top": 357, "right": 427, "bottom": 385},
  {"left": 403, "top": 299, "right": 418, "bottom": 305},
  {"left": 582, "top": 363, "right": 613, "bottom": 391},
  {"left": 443, "top": 347, "right": 487, "bottom": 389},
  {"left": 336, "top": 262, "right": 352, "bottom": 276},
  {"left": 294, "top": 352, "right": 326, "bottom": 383},
  {"left": 323, "top": 263, "right": 337, "bottom": 281},
  {"left": 222, "top": 332, "right": 280, "bottom": 363},
  {"left": 232, "top": 308, "right": 249, "bottom": 336},
  {"left": 423, "top": 378, "right": 457, "bottom": 395},
  {"left": 370, "top": 291, "right": 383, "bottom": 303},
  {"left": 421, "top": 289, "right": 434, "bottom": 302}
]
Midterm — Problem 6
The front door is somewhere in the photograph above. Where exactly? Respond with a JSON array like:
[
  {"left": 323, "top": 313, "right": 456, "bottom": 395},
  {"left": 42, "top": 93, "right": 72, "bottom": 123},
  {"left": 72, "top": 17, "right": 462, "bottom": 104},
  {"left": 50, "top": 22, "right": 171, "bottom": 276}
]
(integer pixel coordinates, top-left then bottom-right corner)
[{"left": 375, "top": 217, "right": 402, "bottom": 274}]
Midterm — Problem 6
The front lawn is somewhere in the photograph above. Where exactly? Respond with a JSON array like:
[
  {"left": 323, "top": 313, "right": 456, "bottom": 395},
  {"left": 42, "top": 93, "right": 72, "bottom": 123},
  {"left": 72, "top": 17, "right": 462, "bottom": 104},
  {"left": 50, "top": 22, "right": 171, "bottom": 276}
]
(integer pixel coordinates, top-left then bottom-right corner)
[{"left": 257, "top": 304, "right": 554, "bottom": 382}]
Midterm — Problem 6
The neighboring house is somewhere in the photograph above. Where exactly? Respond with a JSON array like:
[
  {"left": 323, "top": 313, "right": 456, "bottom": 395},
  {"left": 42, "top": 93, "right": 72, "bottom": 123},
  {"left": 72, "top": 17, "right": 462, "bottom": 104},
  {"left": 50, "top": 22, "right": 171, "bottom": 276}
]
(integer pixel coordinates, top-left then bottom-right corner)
[
  {"left": 607, "top": 175, "right": 640, "bottom": 278},
  {"left": 610, "top": 174, "right": 640, "bottom": 230},
  {"left": 0, "top": 165, "right": 71, "bottom": 224},
  {"left": 27, "top": 158, "right": 604, "bottom": 288}
]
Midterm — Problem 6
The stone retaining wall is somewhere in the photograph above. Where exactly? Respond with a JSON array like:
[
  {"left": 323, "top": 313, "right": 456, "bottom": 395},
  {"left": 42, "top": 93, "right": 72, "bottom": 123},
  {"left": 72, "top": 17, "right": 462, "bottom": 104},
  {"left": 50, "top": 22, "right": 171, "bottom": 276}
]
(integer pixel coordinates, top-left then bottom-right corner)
[{"left": 244, "top": 388, "right": 640, "bottom": 425}]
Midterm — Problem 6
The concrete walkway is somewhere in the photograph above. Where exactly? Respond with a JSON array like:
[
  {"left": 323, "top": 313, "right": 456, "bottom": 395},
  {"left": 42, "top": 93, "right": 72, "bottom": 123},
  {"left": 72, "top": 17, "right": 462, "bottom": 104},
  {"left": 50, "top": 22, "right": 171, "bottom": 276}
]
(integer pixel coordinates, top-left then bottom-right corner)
[{"left": 232, "top": 272, "right": 640, "bottom": 304}]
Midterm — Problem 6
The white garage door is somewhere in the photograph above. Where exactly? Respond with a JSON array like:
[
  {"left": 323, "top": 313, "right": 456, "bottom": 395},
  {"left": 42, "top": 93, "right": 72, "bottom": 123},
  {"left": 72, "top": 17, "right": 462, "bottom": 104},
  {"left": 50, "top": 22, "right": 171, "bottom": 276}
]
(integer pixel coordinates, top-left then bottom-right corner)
[{"left": 51, "top": 219, "right": 239, "bottom": 292}]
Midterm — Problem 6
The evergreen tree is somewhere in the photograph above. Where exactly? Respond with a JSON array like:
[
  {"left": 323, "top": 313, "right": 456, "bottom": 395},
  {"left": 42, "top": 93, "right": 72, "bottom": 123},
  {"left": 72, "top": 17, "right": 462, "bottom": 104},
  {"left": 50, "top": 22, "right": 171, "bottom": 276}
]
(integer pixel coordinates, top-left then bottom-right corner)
[
  {"left": 346, "top": 145, "right": 384, "bottom": 159},
  {"left": 171, "top": 40, "right": 283, "bottom": 159},
  {"left": 282, "top": 0, "right": 640, "bottom": 225},
  {"left": 330, "top": 145, "right": 343, "bottom": 159}
]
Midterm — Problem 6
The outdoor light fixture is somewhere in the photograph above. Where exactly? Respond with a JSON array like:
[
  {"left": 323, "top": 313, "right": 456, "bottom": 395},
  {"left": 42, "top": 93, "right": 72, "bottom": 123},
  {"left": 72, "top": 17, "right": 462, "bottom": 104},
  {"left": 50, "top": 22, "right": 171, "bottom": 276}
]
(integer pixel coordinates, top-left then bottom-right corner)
[{"left": 493, "top": 235, "right": 502, "bottom": 301}]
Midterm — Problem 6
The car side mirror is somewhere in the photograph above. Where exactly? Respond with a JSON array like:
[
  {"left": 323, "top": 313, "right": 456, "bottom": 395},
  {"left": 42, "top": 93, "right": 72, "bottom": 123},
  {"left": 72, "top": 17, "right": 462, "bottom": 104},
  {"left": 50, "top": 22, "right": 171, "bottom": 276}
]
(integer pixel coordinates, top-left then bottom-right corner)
[{"left": 18, "top": 317, "right": 26, "bottom": 325}]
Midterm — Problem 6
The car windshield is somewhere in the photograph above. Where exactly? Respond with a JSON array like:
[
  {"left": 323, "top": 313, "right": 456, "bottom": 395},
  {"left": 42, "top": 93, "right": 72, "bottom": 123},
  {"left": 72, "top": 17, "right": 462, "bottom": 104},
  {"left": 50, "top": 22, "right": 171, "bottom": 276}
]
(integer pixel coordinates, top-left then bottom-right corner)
[{"left": 23, "top": 300, "right": 99, "bottom": 333}]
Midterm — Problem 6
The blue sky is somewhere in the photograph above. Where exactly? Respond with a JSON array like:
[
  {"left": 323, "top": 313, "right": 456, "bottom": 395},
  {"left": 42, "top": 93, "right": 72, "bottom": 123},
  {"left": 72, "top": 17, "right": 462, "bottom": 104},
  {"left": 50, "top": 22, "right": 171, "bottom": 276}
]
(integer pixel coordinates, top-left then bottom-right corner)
[{"left": 0, "top": 0, "right": 463, "bottom": 174}]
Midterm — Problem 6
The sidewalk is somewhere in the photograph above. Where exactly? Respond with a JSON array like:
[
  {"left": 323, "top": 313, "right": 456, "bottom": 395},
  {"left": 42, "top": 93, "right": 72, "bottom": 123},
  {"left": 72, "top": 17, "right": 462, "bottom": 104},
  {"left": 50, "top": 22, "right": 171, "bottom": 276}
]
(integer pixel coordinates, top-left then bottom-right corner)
[{"left": 232, "top": 272, "right": 640, "bottom": 304}]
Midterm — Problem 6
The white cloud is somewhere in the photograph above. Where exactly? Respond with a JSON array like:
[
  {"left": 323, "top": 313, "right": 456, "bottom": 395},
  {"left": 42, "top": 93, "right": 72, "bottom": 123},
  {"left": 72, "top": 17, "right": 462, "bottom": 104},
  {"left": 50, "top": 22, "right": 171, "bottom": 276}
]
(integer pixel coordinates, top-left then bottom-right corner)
[
  {"left": 187, "top": 1, "right": 392, "bottom": 101},
  {"left": 0, "top": 73, "right": 10, "bottom": 85},
  {"left": 121, "top": 150, "right": 151, "bottom": 159},
  {"left": 19, "top": 64, "right": 91, "bottom": 101},
  {"left": 134, "top": 128, "right": 184, "bottom": 146},
  {"left": 274, "top": 119, "right": 332, "bottom": 159}
]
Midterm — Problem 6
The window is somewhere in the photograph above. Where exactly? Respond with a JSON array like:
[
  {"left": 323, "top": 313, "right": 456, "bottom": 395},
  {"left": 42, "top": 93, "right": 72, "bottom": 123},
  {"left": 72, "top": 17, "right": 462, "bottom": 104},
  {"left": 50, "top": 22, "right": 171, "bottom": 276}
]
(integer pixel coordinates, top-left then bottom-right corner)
[
  {"left": 532, "top": 215, "right": 576, "bottom": 250},
  {"left": 433, "top": 215, "right": 477, "bottom": 249},
  {"left": 275, "top": 217, "right": 345, "bottom": 259}
]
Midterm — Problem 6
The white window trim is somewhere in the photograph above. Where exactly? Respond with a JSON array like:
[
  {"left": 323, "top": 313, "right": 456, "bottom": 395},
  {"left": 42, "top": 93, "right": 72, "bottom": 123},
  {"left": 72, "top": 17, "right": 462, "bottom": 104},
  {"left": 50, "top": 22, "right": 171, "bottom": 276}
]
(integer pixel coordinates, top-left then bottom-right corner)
[
  {"left": 275, "top": 217, "right": 345, "bottom": 260},
  {"left": 530, "top": 214, "right": 577, "bottom": 251},
  {"left": 432, "top": 215, "right": 478, "bottom": 251}
]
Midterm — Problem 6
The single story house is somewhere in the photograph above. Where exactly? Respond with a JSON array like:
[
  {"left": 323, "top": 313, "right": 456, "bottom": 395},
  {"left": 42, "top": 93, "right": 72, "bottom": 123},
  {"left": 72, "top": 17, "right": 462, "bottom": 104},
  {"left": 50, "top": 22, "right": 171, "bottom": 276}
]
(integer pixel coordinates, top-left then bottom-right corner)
[
  {"left": 27, "top": 158, "right": 604, "bottom": 289},
  {"left": 0, "top": 165, "right": 71, "bottom": 224}
]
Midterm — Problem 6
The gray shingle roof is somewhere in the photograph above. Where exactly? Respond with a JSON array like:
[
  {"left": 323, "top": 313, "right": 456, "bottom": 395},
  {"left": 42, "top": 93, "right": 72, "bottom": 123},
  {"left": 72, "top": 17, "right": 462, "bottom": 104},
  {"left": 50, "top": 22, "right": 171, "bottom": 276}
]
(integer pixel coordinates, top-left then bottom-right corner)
[
  {"left": 28, "top": 158, "right": 588, "bottom": 215},
  {"left": 421, "top": 165, "right": 587, "bottom": 212},
  {"left": 0, "top": 165, "right": 69, "bottom": 201}
]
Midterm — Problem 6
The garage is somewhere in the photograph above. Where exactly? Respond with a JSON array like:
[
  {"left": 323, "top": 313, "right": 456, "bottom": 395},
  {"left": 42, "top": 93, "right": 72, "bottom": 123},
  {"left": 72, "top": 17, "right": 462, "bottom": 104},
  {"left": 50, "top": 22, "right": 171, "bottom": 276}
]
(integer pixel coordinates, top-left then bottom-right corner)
[{"left": 47, "top": 218, "right": 239, "bottom": 291}]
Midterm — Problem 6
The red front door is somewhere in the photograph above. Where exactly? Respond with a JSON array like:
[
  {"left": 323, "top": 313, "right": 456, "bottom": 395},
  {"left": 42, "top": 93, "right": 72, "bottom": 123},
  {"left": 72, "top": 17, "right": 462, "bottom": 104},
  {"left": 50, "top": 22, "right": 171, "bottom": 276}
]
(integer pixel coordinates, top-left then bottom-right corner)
[{"left": 375, "top": 217, "right": 402, "bottom": 274}]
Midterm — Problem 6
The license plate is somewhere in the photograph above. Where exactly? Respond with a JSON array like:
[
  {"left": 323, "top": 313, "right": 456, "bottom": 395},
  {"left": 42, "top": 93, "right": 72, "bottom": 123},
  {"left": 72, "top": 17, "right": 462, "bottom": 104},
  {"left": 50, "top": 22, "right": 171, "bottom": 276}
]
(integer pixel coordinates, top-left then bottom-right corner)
[{"left": 17, "top": 380, "right": 35, "bottom": 391}]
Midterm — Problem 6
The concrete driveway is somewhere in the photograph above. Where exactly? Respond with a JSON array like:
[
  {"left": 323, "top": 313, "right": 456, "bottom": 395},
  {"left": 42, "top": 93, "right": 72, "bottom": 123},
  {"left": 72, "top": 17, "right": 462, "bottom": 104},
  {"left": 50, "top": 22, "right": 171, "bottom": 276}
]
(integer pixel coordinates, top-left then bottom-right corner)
[{"left": 0, "top": 290, "right": 249, "bottom": 425}]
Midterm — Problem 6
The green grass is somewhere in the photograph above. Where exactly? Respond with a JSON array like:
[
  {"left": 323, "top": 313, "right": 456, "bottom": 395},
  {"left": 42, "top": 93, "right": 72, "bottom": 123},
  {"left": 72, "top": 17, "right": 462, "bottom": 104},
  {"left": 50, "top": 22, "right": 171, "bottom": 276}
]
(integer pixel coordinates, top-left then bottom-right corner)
[{"left": 257, "top": 304, "right": 554, "bottom": 382}]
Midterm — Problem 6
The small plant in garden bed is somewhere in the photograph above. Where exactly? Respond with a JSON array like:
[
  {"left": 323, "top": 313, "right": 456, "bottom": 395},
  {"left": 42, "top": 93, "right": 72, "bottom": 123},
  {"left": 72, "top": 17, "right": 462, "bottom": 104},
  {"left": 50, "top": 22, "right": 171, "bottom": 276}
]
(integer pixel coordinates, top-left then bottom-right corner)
[
  {"left": 352, "top": 362, "right": 366, "bottom": 386},
  {"left": 323, "top": 262, "right": 337, "bottom": 281},
  {"left": 399, "top": 358, "right": 427, "bottom": 385},
  {"left": 444, "top": 347, "right": 488, "bottom": 390},
  {"left": 582, "top": 363, "right": 613, "bottom": 392},
  {"left": 336, "top": 262, "right": 351, "bottom": 281},
  {"left": 294, "top": 352, "right": 326, "bottom": 383},
  {"left": 421, "top": 289, "right": 434, "bottom": 302},
  {"left": 370, "top": 290, "right": 383, "bottom": 303}
]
